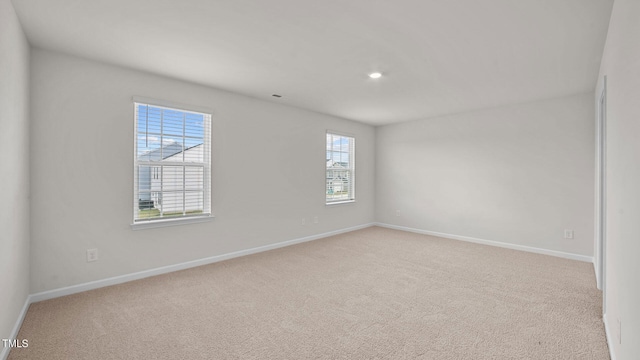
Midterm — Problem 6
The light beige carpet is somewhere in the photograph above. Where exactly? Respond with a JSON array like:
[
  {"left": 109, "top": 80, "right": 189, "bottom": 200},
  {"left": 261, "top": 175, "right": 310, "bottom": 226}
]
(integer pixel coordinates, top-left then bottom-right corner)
[{"left": 10, "top": 227, "right": 609, "bottom": 359}]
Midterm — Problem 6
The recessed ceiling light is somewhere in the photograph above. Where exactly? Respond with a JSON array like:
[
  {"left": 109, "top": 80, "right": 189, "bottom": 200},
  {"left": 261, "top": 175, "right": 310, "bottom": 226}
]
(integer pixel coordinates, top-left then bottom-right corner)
[{"left": 368, "top": 72, "right": 382, "bottom": 79}]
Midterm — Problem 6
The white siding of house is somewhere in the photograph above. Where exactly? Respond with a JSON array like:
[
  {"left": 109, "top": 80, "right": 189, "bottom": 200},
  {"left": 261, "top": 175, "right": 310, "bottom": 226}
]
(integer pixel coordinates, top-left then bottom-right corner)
[{"left": 149, "top": 145, "right": 205, "bottom": 214}]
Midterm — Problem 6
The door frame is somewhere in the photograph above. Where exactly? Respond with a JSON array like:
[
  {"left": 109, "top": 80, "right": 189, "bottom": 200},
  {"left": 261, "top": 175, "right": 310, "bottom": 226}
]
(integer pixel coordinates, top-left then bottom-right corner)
[{"left": 595, "top": 76, "right": 607, "bottom": 315}]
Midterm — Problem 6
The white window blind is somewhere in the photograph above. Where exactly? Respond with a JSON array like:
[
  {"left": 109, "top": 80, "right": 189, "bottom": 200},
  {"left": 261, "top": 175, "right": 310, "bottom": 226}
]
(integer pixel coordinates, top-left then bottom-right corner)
[
  {"left": 326, "top": 132, "right": 355, "bottom": 204},
  {"left": 134, "top": 102, "right": 211, "bottom": 223}
]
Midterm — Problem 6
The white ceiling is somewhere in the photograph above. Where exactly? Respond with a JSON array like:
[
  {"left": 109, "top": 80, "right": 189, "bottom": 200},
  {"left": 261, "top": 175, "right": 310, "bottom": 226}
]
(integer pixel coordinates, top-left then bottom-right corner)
[{"left": 12, "top": 0, "right": 613, "bottom": 125}]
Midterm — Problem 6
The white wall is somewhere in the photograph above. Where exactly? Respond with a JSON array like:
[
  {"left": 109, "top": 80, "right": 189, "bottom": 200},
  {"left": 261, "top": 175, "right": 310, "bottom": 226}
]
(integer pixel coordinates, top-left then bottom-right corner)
[
  {"left": 376, "top": 93, "right": 595, "bottom": 257},
  {"left": 29, "top": 49, "right": 375, "bottom": 293},
  {"left": 0, "top": 0, "right": 30, "bottom": 344},
  {"left": 596, "top": 0, "right": 640, "bottom": 358}
]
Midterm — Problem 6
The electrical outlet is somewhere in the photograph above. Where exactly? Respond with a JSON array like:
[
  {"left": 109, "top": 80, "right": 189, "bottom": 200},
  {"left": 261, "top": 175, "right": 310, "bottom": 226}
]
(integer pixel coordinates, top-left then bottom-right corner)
[
  {"left": 396, "top": 210, "right": 401, "bottom": 217},
  {"left": 564, "top": 229, "right": 574, "bottom": 239},
  {"left": 313, "top": 216, "right": 318, "bottom": 224},
  {"left": 86, "top": 249, "right": 98, "bottom": 262},
  {"left": 301, "top": 218, "right": 306, "bottom": 226}
]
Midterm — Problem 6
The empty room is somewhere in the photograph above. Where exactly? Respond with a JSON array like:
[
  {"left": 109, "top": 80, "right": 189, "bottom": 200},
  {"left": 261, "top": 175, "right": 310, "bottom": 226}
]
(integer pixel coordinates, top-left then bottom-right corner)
[{"left": 1, "top": 0, "right": 638, "bottom": 359}]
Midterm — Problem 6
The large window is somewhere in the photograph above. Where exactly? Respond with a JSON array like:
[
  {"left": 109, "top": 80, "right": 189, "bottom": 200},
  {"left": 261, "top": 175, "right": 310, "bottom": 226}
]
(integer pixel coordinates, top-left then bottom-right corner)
[
  {"left": 326, "top": 132, "right": 355, "bottom": 204},
  {"left": 133, "top": 101, "right": 211, "bottom": 224}
]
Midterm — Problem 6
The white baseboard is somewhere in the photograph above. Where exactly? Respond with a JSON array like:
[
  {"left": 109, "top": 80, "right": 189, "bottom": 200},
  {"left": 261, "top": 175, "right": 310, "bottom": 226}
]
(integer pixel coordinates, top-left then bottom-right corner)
[
  {"left": 30, "top": 223, "right": 375, "bottom": 303},
  {"left": 375, "top": 223, "right": 594, "bottom": 263},
  {"left": 603, "top": 314, "right": 617, "bottom": 360},
  {"left": 1, "top": 294, "right": 31, "bottom": 360}
]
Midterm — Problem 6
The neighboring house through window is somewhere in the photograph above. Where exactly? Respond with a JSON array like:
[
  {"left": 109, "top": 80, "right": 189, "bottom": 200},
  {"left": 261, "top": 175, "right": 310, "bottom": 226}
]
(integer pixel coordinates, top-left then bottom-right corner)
[
  {"left": 133, "top": 100, "right": 211, "bottom": 224},
  {"left": 326, "top": 132, "right": 355, "bottom": 204}
]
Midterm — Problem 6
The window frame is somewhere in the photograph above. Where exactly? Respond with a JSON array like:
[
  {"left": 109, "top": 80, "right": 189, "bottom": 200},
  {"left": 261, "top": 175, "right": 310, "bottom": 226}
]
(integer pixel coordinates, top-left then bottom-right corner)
[
  {"left": 131, "top": 97, "right": 213, "bottom": 230},
  {"left": 326, "top": 131, "right": 356, "bottom": 205}
]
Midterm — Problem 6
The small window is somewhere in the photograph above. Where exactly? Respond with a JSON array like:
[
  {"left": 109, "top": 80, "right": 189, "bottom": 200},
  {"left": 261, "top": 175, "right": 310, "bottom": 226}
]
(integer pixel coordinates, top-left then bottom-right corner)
[
  {"left": 326, "top": 132, "right": 355, "bottom": 204},
  {"left": 134, "top": 101, "right": 211, "bottom": 223}
]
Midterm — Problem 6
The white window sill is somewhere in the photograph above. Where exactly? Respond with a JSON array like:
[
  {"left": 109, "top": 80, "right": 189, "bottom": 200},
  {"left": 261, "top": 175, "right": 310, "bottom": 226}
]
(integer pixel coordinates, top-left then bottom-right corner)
[
  {"left": 131, "top": 214, "right": 214, "bottom": 230},
  {"left": 326, "top": 200, "right": 356, "bottom": 206}
]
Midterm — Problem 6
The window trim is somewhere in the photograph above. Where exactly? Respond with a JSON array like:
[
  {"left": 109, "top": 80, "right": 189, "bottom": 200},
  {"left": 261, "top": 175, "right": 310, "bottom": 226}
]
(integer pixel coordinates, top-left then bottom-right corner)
[
  {"left": 131, "top": 97, "right": 212, "bottom": 229},
  {"left": 326, "top": 200, "right": 356, "bottom": 206},
  {"left": 130, "top": 214, "right": 214, "bottom": 230},
  {"left": 132, "top": 96, "right": 213, "bottom": 115},
  {"left": 325, "top": 131, "right": 356, "bottom": 205}
]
